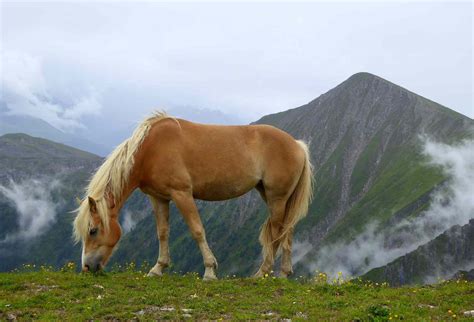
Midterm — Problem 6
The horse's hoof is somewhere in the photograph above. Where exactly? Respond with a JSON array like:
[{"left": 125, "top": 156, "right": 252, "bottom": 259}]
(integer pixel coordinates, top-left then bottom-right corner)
[
  {"left": 253, "top": 271, "right": 265, "bottom": 278},
  {"left": 203, "top": 274, "right": 218, "bottom": 281},
  {"left": 203, "top": 266, "right": 217, "bottom": 281},
  {"left": 280, "top": 271, "right": 290, "bottom": 278},
  {"left": 147, "top": 270, "right": 163, "bottom": 277}
]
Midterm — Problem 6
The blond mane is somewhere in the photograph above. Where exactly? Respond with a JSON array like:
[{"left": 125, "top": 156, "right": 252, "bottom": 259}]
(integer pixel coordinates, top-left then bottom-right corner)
[{"left": 73, "top": 111, "right": 174, "bottom": 242}]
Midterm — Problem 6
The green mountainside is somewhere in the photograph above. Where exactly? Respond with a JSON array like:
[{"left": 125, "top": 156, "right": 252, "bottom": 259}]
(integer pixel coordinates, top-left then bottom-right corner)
[{"left": 0, "top": 133, "right": 102, "bottom": 270}]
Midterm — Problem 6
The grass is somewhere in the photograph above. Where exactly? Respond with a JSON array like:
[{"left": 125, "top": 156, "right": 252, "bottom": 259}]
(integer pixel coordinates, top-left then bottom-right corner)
[{"left": 0, "top": 268, "right": 473, "bottom": 320}]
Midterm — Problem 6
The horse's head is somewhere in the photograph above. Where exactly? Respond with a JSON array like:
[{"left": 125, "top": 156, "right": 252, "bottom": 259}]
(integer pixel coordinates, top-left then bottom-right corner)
[{"left": 74, "top": 196, "right": 122, "bottom": 272}]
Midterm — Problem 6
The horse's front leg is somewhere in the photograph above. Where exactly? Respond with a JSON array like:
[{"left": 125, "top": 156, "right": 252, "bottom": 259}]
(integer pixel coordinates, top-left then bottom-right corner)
[
  {"left": 147, "top": 197, "right": 170, "bottom": 277},
  {"left": 171, "top": 190, "right": 218, "bottom": 281}
]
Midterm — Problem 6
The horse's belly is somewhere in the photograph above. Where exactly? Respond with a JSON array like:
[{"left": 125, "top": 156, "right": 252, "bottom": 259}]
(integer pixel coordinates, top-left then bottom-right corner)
[{"left": 192, "top": 175, "right": 259, "bottom": 201}]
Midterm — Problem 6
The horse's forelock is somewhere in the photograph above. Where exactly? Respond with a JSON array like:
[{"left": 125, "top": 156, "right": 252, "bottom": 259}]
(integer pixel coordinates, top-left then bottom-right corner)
[
  {"left": 73, "top": 198, "right": 111, "bottom": 243},
  {"left": 73, "top": 201, "right": 90, "bottom": 243}
]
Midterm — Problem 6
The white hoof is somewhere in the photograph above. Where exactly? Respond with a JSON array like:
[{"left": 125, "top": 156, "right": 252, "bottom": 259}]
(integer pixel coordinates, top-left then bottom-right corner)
[
  {"left": 147, "top": 270, "right": 162, "bottom": 277},
  {"left": 203, "top": 267, "right": 217, "bottom": 281},
  {"left": 147, "top": 265, "right": 165, "bottom": 277},
  {"left": 280, "top": 271, "right": 291, "bottom": 278},
  {"left": 253, "top": 270, "right": 266, "bottom": 278}
]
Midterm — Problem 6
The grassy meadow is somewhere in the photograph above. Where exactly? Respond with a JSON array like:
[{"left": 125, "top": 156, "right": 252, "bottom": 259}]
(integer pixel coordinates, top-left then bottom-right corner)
[{"left": 0, "top": 264, "right": 473, "bottom": 320}]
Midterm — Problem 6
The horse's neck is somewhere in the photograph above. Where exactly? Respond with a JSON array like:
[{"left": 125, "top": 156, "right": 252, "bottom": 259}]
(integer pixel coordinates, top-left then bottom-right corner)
[{"left": 108, "top": 154, "right": 141, "bottom": 214}]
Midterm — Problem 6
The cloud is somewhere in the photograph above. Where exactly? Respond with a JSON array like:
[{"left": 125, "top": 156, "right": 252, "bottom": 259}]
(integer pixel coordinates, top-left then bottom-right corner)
[
  {"left": 1, "top": 2, "right": 472, "bottom": 123},
  {"left": 303, "top": 138, "right": 474, "bottom": 278},
  {"left": 0, "top": 51, "right": 102, "bottom": 132},
  {"left": 121, "top": 210, "right": 136, "bottom": 234},
  {"left": 0, "top": 178, "right": 61, "bottom": 243},
  {"left": 120, "top": 209, "right": 146, "bottom": 234}
]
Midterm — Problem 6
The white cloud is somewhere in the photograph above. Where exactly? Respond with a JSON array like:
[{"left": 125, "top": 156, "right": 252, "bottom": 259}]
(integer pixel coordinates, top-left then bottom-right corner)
[
  {"left": 0, "top": 178, "right": 61, "bottom": 242},
  {"left": 302, "top": 138, "right": 474, "bottom": 278},
  {"left": 0, "top": 51, "right": 102, "bottom": 132},
  {"left": 121, "top": 210, "right": 136, "bottom": 234},
  {"left": 120, "top": 209, "right": 146, "bottom": 234}
]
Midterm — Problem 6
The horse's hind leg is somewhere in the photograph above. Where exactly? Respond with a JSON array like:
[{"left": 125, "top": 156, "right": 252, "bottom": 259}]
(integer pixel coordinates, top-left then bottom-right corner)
[
  {"left": 254, "top": 198, "right": 287, "bottom": 277},
  {"left": 147, "top": 196, "right": 170, "bottom": 277},
  {"left": 280, "top": 228, "right": 294, "bottom": 277},
  {"left": 171, "top": 190, "right": 218, "bottom": 281}
]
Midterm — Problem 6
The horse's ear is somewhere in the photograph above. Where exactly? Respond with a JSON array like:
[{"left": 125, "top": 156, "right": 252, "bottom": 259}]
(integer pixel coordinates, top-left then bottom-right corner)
[{"left": 88, "top": 196, "right": 98, "bottom": 213}]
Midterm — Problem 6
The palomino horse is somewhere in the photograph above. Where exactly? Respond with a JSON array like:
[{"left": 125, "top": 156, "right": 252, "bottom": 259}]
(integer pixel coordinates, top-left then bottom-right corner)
[{"left": 74, "top": 112, "right": 313, "bottom": 280}]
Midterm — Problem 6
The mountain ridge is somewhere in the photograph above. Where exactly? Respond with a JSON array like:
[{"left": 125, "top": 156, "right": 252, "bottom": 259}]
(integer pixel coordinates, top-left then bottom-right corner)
[
  {"left": 261, "top": 72, "right": 472, "bottom": 124},
  {"left": 0, "top": 111, "right": 109, "bottom": 156}
]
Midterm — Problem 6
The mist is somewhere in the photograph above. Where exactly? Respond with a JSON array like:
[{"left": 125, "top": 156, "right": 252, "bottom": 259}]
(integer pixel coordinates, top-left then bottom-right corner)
[
  {"left": 0, "top": 178, "right": 61, "bottom": 243},
  {"left": 120, "top": 209, "right": 147, "bottom": 235},
  {"left": 0, "top": 52, "right": 102, "bottom": 132},
  {"left": 302, "top": 138, "right": 474, "bottom": 278}
]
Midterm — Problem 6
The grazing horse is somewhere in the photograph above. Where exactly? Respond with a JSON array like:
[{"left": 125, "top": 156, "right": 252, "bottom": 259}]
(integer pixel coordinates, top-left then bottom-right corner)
[{"left": 73, "top": 112, "right": 313, "bottom": 280}]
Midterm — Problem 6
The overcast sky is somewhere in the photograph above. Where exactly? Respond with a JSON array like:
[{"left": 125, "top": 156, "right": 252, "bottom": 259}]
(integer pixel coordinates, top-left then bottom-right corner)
[{"left": 0, "top": 1, "right": 472, "bottom": 133}]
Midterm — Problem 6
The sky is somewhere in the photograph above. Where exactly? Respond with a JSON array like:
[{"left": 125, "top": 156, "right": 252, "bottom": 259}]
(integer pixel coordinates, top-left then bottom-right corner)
[{"left": 0, "top": 1, "right": 472, "bottom": 135}]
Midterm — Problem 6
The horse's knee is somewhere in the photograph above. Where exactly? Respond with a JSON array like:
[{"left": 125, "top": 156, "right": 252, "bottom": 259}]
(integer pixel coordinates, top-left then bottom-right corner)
[
  {"left": 158, "top": 228, "right": 169, "bottom": 241},
  {"left": 190, "top": 229, "right": 204, "bottom": 242}
]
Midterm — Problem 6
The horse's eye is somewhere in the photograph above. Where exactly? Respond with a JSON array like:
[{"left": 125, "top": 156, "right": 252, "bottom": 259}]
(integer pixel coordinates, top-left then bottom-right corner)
[{"left": 89, "top": 227, "right": 98, "bottom": 236}]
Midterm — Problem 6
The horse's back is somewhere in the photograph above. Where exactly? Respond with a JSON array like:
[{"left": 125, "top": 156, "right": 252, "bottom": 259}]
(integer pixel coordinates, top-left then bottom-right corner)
[
  {"left": 176, "top": 119, "right": 303, "bottom": 168},
  {"left": 139, "top": 118, "right": 304, "bottom": 200}
]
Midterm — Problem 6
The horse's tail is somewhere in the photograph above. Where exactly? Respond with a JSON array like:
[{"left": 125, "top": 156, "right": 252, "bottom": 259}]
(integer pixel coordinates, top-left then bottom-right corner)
[
  {"left": 259, "top": 140, "right": 314, "bottom": 262},
  {"left": 280, "top": 140, "right": 314, "bottom": 250}
]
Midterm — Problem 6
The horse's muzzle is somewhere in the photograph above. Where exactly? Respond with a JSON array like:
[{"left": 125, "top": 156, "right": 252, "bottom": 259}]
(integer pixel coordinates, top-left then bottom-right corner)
[
  {"left": 82, "top": 254, "right": 103, "bottom": 273},
  {"left": 82, "top": 262, "right": 102, "bottom": 273}
]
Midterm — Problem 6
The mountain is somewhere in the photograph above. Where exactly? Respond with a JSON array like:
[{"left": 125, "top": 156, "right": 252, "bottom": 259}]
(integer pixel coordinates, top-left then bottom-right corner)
[
  {"left": 0, "top": 112, "right": 109, "bottom": 156},
  {"left": 0, "top": 133, "right": 99, "bottom": 177},
  {"left": 1, "top": 73, "right": 473, "bottom": 282},
  {"left": 256, "top": 73, "right": 473, "bottom": 269},
  {"left": 113, "top": 72, "right": 474, "bottom": 278},
  {"left": 363, "top": 219, "right": 474, "bottom": 285}
]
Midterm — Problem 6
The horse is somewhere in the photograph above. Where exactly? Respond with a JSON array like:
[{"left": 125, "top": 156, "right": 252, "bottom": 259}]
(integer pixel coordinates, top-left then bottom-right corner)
[{"left": 73, "top": 111, "right": 313, "bottom": 280}]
